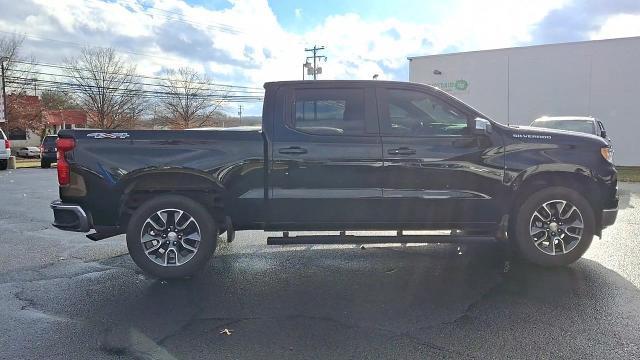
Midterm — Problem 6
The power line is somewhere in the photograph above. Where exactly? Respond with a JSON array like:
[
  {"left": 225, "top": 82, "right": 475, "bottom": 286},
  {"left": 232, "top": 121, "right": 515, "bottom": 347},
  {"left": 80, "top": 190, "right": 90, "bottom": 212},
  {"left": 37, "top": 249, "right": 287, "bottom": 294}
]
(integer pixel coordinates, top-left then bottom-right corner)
[
  {"left": 8, "top": 59, "right": 264, "bottom": 90},
  {"left": 6, "top": 67, "right": 264, "bottom": 95},
  {"left": 0, "top": 30, "right": 190, "bottom": 63},
  {"left": 138, "top": 5, "right": 242, "bottom": 34},
  {"left": 85, "top": 0, "right": 242, "bottom": 35},
  {"left": 4, "top": 77, "right": 264, "bottom": 102},
  {"left": 5, "top": 82, "right": 263, "bottom": 103}
]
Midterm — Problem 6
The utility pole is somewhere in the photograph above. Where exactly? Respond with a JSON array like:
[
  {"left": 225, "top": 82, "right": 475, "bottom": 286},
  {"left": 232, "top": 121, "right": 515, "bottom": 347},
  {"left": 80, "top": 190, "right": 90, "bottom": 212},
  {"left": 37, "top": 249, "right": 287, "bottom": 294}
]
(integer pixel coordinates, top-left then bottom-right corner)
[
  {"left": 304, "top": 45, "right": 327, "bottom": 80},
  {"left": 0, "top": 57, "right": 7, "bottom": 126},
  {"left": 238, "top": 105, "right": 243, "bottom": 121}
]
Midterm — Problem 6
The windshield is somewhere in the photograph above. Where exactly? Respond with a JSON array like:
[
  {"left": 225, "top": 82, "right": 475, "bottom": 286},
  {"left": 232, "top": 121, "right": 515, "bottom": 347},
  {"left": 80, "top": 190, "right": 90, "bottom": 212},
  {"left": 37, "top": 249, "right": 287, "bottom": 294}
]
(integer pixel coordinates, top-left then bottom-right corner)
[
  {"left": 530, "top": 119, "right": 595, "bottom": 134},
  {"left": 43, "top": 136, "right": 57, "bottom": 145}
]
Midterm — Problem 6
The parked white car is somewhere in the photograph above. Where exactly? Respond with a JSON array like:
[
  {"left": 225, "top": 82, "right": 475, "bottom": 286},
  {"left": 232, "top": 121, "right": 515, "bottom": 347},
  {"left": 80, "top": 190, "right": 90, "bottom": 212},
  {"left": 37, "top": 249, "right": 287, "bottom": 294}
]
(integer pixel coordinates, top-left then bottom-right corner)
[
  {"left": 0, "top": 128, "right": 10, "bottom": 170},
  {"left": 16, "top": 146, "right": 41, "bottom": 158}
]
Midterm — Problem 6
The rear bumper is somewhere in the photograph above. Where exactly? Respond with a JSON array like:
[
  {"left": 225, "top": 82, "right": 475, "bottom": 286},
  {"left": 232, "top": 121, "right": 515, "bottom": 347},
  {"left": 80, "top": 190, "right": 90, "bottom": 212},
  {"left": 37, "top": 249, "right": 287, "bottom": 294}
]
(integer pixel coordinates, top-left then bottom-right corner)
[
  {"left": 602, "top": 207, "right": 618, "bottom": 228},
  {"left": 51, "top": 200, "right": 91, "bottom": 232},
  {"left": 41, "top": 152, "right": 57, "bottom": 161}
]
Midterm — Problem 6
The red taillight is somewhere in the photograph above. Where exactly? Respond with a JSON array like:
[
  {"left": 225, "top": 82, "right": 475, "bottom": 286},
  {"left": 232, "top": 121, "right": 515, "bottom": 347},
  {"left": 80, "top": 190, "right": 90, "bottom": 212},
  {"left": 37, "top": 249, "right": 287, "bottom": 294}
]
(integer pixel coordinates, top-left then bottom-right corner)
[
  {"left": 56, "top": 138, "right": 75, "bottom": 186},
  {"left": 4, "top": 139, "right": 9, "bottom": 149}
]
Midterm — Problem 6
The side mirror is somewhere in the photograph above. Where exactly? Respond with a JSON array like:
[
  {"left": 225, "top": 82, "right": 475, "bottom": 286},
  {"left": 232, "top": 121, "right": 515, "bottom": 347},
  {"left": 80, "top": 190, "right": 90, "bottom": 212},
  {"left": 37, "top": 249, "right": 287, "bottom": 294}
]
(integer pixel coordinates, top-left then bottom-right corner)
[
  {"left": 600, "top": 130, "right": 607, "bottom": 138},
  {"left": 474, "top": 118, "right": 492, "bottom": 135}
]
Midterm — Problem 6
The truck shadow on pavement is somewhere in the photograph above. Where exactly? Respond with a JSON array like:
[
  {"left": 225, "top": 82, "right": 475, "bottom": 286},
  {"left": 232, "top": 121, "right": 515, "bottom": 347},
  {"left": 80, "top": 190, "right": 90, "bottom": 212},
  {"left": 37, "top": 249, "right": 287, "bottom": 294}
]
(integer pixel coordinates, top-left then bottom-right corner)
[{"left": 4, "top": 242, "right": 640, "bottom": 359}]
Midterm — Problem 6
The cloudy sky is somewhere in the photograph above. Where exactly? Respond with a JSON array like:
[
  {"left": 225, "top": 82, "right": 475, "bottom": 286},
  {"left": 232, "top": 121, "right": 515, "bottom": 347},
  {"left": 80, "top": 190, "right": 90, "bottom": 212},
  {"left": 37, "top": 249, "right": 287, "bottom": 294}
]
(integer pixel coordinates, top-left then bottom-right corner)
[{"left": 1, "top": 0, "right": 640, "bottom": 114}]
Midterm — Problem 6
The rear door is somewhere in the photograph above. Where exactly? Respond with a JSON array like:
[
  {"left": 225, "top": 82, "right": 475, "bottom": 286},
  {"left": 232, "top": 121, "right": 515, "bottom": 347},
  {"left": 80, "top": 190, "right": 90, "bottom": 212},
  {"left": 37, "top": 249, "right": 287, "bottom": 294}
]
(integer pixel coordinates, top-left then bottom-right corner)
[
  {"left": 377, "top": 85, "right": 505, "bottom": 227},
  {"left": 267, "top": 84, "right": 383, "bottom": 228}
]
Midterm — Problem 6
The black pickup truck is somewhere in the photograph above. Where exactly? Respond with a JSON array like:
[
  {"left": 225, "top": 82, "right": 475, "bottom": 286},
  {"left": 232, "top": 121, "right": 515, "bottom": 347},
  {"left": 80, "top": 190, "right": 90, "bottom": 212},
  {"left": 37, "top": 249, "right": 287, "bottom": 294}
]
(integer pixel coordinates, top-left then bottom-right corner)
[{"left": 51, "top": 80, "right": 618, "bottom": 278}]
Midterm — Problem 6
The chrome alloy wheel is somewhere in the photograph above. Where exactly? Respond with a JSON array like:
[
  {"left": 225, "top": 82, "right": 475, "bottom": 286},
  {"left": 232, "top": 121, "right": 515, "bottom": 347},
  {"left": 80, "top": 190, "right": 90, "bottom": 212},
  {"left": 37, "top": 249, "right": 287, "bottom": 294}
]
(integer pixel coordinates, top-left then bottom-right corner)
[
  {"left": 140, "top": 209, "right": 201, "bottom": 266},
  {"left": 529, "top": 200, "right": 584, "bottom": 255}
]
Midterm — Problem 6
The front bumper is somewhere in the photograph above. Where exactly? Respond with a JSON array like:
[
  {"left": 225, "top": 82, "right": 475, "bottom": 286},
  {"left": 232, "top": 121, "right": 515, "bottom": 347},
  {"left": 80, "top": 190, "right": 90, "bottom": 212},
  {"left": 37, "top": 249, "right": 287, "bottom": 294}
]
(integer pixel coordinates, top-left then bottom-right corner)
[
  {"left": 51, "top": 200, "right": 91, "bottom": 232},
  {"left": 602, "top": 207, "right": 618, "bottom": 228}
]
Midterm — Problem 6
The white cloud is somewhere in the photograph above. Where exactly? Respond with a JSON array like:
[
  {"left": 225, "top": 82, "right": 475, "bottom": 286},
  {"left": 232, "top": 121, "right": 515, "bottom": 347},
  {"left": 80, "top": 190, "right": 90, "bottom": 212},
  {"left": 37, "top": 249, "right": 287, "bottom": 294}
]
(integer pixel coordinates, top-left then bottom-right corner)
[
  {"left": 589, "top": 14, "right": 640, "bottom": 40},
  {"left": 5, "top": 0, "right": 638, "bottom": 102},
  {"left": 297, "top": 0, "right": 569, "bottom": 81}
]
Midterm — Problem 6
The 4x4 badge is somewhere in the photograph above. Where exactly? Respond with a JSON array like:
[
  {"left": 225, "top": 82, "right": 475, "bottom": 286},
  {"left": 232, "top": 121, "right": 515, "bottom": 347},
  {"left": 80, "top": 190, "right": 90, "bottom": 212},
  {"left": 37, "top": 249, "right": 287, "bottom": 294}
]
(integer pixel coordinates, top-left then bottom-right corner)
[{"left": 86, "top": 132, "right": 130, "bottom": 139}]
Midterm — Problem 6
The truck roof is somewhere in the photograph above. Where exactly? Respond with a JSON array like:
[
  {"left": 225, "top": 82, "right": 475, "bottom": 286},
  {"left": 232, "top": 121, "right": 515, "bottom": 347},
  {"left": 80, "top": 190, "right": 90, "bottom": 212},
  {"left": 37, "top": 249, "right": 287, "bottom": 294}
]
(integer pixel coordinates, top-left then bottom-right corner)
[
  {"left": 264, "top": 80, "right": 426, "bottom": 88},
  {"left": 534, "top": 116, "right": 597, "bottom": 122}
]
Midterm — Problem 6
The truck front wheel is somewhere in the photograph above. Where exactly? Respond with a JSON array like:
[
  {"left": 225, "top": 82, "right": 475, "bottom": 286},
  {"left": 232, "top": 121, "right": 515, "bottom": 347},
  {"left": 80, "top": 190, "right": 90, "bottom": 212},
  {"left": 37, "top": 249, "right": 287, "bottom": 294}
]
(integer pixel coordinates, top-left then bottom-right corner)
[
  {"left": 126, "top": 195, "right": 218, "bottom": 278},
  {"left": 512, "top": 186, "right": 595, "bottom": 267}
]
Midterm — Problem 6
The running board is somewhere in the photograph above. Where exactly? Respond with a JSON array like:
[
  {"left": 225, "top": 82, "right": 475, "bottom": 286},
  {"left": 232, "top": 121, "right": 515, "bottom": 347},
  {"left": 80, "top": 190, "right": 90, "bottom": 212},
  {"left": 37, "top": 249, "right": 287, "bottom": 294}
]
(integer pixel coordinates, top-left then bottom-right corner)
[{"left": 267, "top": 234, "right": 495, "bottom": 246}]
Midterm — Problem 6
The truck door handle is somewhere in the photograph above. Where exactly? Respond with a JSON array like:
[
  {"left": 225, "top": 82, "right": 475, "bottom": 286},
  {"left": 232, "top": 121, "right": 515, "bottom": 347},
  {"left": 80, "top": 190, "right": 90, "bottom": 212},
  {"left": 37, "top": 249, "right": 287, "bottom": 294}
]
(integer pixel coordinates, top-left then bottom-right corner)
[
  {"left": 278, "top": 146, "right": 308, "bottom": 155},
  {"left": 387, "top": 147, "right": 416, "bottom": 155}
]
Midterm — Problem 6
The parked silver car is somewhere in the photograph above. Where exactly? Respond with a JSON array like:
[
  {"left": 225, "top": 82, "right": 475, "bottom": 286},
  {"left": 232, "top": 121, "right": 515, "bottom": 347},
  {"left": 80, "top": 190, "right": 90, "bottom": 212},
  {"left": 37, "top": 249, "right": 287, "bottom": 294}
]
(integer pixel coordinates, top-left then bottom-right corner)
[
  {"left": 530, "top": 116, "right": 609, "bottom": 140},
  {"left": 16, "top": 146, "right": 41, "bottom": 158}
]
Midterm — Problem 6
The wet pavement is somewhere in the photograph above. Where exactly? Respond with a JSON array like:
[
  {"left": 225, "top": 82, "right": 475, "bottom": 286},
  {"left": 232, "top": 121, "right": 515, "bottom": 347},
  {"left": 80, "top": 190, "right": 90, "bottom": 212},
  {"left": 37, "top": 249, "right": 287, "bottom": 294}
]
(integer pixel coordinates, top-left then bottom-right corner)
[{"left": 1, "top": 169, "right": 639, "bottom": 359}]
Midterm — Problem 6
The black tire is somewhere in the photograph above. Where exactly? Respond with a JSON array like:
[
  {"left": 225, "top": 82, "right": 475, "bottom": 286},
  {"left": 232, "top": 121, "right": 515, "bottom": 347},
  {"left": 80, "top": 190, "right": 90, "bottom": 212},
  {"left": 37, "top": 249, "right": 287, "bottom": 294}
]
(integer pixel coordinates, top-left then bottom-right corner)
[
  {"left": 126, "top": 194, "right": 218, "bottom": 278},
  {"left": 511, "top": 186, "right": 594, "bottom": 267},
  {"left": 41, "top": 160, "right": 51, "bottom": 168},
  {"left": 0, "top": 159, "right": 7, "bottom": 170}
]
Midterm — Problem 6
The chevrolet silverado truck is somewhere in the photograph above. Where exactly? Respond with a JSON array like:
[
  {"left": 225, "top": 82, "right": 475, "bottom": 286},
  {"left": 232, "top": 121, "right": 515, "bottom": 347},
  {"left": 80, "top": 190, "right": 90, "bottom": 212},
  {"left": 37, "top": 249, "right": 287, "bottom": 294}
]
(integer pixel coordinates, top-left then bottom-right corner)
[{"left": 50, "top": 80, "right": 618, "bottom": 278}]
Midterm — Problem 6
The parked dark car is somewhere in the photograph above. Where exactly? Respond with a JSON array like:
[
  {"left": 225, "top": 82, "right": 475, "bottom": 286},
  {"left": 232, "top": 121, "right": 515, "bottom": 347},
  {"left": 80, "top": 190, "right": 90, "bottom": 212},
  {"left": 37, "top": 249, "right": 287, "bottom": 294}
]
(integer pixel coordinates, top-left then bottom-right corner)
[
  {"left": 40, "top": 135, "right": 57, "bottom": 168},
  {"left": 50, "top": 80, "right": 618, "bottom": 278}
]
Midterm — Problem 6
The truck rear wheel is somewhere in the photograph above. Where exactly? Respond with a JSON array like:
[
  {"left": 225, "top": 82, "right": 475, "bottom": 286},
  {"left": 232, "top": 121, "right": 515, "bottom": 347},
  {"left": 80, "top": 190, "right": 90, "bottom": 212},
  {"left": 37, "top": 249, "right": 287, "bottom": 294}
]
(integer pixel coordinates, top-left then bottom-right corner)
[
  {"left": 511, "top": 186, "right": 594, "bottom": 267},
  {"left": 0, "top": 159, "right": 7, "bottom": 170},
  {"left": 126, "top": 195, "right": 217, "bottom": 278}
]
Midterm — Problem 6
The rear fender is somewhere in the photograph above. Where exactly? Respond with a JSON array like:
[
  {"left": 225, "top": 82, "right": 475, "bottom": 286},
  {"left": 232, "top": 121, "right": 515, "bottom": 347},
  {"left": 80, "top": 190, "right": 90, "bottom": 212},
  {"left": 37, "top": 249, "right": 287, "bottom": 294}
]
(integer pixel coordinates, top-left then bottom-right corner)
[{"left": 118, "top": 168, "right": 226, "bottom": 226}]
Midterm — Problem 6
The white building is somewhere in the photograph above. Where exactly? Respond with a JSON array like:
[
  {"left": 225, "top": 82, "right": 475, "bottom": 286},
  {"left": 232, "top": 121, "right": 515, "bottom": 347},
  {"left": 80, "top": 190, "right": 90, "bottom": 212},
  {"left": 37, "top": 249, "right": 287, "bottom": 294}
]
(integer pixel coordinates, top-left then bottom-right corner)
[{"left": 409, "top": 36, "right": 640, "bottom": 166}]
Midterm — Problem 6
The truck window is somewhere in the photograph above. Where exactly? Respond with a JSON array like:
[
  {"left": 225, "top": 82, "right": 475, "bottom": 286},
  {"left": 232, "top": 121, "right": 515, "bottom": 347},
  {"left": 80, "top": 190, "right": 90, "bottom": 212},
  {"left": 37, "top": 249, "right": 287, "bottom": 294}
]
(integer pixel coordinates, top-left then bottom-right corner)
[
  {"left": 293, "top": 88, "right": 365, "bottom": 136},
  {"left": 382, "top": 89, "right": 468, "bottom": 136}
]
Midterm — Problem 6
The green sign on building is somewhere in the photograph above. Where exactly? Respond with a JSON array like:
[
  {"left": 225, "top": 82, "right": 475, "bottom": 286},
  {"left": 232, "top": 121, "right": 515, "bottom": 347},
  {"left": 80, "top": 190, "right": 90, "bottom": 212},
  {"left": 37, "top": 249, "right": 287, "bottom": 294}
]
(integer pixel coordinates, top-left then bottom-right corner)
[{"left": 430, "top": 79, "right": 469, "bottom": 93}]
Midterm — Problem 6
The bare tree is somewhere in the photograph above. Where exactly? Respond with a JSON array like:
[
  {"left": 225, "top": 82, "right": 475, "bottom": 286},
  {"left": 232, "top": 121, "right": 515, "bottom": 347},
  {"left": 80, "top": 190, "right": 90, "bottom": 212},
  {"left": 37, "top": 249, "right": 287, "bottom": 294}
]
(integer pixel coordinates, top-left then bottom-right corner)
[
  {"left": 1, "top": 33, "right": 44, "bottom": 135},
  {"left": 157, "top": 67, "right": 227, "bottom": 129},
  {"left": 0, "top": 33, "right": 37, "bottom": 94},
  {"left": 41, "top": 90, "right": 78, "bottom": 110},
  {"left": 65, "top": 47, "right": 145, "bottom": 129}
]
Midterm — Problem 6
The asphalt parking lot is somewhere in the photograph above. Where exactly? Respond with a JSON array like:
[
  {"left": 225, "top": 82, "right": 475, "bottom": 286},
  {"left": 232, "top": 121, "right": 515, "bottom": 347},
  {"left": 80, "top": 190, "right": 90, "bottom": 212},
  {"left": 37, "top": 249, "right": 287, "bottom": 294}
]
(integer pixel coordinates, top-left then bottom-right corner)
[{"left": 1, "top": 168, "right": 639, "bottom": 359}]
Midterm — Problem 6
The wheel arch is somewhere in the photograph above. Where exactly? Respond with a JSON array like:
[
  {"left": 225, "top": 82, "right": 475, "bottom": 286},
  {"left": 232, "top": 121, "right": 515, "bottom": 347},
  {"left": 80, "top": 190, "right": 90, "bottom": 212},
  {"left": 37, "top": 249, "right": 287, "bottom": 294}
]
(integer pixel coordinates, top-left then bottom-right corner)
[
  {"left": 510, "top": 166, "right": 603, "bottom": 235},
  {"left": 118, "top": 168, "right": 226, "bottom": 229}
]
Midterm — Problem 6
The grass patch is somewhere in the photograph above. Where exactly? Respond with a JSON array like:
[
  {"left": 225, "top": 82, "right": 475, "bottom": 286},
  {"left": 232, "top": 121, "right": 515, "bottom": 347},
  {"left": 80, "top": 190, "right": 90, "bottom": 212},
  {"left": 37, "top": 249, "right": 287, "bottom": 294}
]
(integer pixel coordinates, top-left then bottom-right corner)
[
  {"left": 617, "top": 166, "right": 640, "bottom": 182},
  {"left": 15, "top": 160, "right": 41, "bottom": 169}
]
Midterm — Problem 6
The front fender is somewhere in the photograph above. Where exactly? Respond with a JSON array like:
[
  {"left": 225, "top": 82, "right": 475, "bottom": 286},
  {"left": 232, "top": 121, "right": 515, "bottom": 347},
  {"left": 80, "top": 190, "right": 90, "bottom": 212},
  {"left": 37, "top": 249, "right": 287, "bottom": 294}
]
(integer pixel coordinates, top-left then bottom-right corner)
[{"left": 509, "top": 163, "right": 594, "bottom": 191}]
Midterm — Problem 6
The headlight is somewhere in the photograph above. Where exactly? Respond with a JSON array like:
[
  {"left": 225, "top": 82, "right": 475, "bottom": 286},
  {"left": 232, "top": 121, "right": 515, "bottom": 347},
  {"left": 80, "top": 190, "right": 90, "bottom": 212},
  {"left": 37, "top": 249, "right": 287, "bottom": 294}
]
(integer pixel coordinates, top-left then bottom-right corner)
[{"left": 601, "top": 147, "right": 613, "bottom": 163}]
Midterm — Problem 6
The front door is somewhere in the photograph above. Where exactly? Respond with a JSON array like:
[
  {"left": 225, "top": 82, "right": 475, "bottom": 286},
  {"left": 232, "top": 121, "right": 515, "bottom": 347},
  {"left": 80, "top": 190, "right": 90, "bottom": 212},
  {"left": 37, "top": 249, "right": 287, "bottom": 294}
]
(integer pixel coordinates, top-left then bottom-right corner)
[
  {"left": 377, "top": 86, "right": 505, "bottom": 228},
  {"left": 268, "top": 85, "right": 384, "bottom": 229}
]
